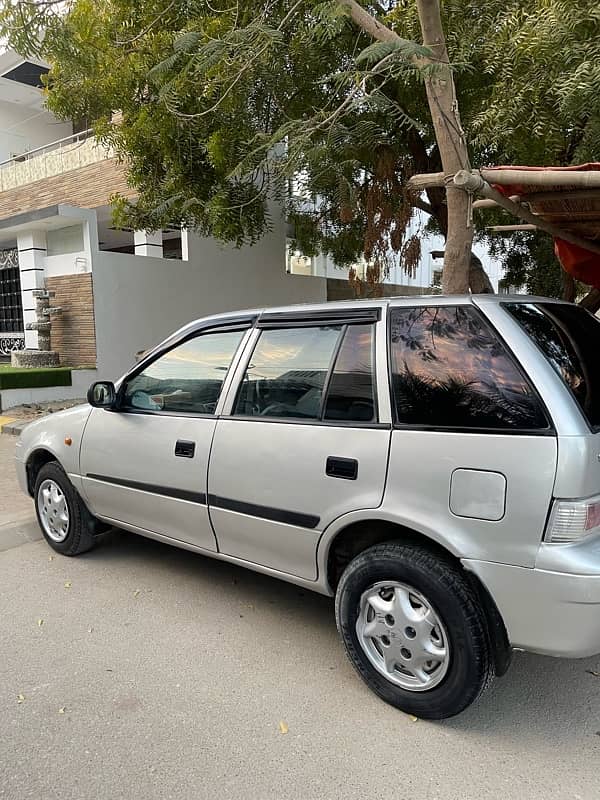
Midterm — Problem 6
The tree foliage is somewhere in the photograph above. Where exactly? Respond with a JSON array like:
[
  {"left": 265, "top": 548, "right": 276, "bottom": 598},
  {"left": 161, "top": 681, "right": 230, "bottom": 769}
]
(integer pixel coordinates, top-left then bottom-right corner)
[{"left": 1, "top": 0, "right": 599, "bottom": 294}]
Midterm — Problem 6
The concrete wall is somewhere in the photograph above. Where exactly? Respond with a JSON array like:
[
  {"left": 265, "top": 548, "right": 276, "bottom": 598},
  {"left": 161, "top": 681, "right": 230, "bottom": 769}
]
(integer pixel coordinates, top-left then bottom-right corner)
[
  {"left": 92, "top": 223, "right": 327, "bottom": 380},
  {"left": 326, "top": 278, "right": 429, "bottom": 301},
  {"left": 0, "top": 368, "right": 96, "bottom": 410},
  {"left": 0, "top": 100, "right": 72, "bottom": 163}
]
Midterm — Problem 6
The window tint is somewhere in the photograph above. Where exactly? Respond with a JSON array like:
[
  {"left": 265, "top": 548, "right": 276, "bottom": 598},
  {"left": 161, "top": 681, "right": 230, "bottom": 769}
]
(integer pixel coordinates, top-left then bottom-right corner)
[
  {"left": 390, "top": 306, "right": 548, "bottom": 430},
  {"left": 123, "top": 329, "right": 245, "bottom": 414},
  {"left": 324, "top": 324, "right": 376, "bottom": 422},
  {"left": 505, "top": 302, "right": 600, "bottom": 430},
  {"left": 234, "top": 326, "right": 342, "bottom": 419}
]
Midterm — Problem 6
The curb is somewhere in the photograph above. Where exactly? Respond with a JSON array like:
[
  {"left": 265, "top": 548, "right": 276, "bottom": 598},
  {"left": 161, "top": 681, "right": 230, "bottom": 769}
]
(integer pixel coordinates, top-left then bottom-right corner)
[{"left": 1, "top": 419, "right": 31, "bottom": 437}]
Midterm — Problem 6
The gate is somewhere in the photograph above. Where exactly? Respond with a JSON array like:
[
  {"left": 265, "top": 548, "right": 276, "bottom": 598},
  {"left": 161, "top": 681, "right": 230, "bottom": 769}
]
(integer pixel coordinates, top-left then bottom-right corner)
[{"left": 0, "top": 248, "right": 25, "bottom": 359}]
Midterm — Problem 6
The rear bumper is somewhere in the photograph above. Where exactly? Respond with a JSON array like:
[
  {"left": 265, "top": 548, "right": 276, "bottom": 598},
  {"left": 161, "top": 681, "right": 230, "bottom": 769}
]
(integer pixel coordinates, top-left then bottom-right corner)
[{"left": 464, "top": 546, "right": 600, "bottom": 658}]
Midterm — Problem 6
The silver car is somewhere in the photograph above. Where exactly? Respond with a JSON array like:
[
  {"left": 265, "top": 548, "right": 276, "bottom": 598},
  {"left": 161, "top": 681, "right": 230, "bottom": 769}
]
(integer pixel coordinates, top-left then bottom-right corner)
[{"left": 15, "top": 295, "right": 600, "bottom": 719}]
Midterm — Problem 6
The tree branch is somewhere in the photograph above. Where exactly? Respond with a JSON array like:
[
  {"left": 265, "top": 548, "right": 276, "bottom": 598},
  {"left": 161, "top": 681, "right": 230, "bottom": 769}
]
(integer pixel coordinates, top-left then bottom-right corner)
[{"left": 410, "top": 196, "right": 434, "bottom": 215}]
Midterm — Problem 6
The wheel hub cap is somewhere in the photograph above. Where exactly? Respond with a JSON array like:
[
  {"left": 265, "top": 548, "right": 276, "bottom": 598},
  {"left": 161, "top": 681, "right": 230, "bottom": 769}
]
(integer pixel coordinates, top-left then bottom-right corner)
[
  {"left": 356, "top": 581, "right": 450, "bottom": 692},
  {"left": 37, "top": 479, "right": 70, "bottom": 543}
]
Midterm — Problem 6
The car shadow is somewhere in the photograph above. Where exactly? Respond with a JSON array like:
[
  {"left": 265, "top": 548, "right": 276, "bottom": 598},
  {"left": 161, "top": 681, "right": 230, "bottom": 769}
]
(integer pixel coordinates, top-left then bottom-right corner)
[
  {"left": 88, "top": 527, "right": 336, "bottom": 633},
  {"left": 84, "top": 528, "right": 600, "bottom": 737}
]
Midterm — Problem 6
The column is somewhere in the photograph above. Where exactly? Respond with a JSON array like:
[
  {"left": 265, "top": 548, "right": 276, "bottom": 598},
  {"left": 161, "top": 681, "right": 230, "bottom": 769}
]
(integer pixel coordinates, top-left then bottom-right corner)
[
  {"left": 181, "top": 229, "right": 189, "bottom": 261},
  {"left": 134, "top": 229, "right": 163, "bottom": 258},
  {"left": 17, "top": 229, "right": 47, "bottom": 350}
]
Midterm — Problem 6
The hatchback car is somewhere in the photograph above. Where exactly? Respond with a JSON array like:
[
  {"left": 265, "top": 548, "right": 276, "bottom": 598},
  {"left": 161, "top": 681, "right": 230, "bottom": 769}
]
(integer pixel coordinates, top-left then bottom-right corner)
[{"left": 15, "top": 295, "right": 600, "bottom": 719}]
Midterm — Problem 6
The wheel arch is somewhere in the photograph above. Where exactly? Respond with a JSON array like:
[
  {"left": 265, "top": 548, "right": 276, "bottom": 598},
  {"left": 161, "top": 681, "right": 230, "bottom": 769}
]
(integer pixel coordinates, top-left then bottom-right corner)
[
  {"left": 321, "top": 516, "right": 512, "bottom": 677},
  {"left": 25, "top": 448, "right": 61, "bottom": 496}
]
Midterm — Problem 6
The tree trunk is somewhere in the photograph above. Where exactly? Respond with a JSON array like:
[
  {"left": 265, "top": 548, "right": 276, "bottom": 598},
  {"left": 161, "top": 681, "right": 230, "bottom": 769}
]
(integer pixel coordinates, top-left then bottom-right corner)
[
  {"left": 432, "top": 250, "right": 493, "bottom": 293},
  {"left": 338, "top": 0, "right": 474, "bottom": 294},
  {"left": 415, "top": 0, "right": 473, "bottom": 294},
  {"left": 562, "top": 271, "right": 576, "bottom": 303},
  {"left": 469, "top": 253, "right": 494, "bottom": 294}
]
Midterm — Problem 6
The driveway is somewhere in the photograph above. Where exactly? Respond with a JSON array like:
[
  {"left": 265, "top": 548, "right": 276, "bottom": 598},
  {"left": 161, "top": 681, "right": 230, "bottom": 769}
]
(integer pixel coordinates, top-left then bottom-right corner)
[{"left": 0, "top": 434, "right": 598, "bottom": 800}]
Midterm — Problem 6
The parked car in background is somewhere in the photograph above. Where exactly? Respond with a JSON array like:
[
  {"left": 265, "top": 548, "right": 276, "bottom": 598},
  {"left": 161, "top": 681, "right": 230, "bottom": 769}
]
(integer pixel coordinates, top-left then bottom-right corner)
[{"left": 14, "top": 295, "right": 600, "bottom": 718}]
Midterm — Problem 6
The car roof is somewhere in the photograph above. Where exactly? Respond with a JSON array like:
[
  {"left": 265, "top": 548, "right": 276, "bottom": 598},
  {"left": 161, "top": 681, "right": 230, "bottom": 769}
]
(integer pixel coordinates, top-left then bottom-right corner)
[
  {"left": 190, "top": 293, "right": 569, "bottom": 328},
  {"left": 163, "top": 294, "right": 573, "bottom": 348}
]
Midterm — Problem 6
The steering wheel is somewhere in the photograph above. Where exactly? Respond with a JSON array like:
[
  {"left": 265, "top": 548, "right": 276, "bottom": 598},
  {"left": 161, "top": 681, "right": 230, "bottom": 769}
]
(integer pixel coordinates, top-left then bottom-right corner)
[
  {"left": 260, "top": 402, "right": 289, "bottom": 417},
  {"left": 250, "top": 379, "right": 270, "bottom": 415}
]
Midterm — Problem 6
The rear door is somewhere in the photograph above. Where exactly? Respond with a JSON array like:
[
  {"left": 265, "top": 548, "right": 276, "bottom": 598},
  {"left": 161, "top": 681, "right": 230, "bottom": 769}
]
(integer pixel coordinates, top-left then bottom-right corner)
[
  {"left": 207, "top": 308, "right": 391, "bottom": 580},
  {"left": 384, "top": 301, "right": 557, "bottom": 568}
]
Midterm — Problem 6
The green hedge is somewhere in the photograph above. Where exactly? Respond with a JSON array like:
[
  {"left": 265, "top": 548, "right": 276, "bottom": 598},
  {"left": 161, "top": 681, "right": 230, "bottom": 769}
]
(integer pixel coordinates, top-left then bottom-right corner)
[{"left": 0, "top": 367, "right": 72, "bottom": 390}]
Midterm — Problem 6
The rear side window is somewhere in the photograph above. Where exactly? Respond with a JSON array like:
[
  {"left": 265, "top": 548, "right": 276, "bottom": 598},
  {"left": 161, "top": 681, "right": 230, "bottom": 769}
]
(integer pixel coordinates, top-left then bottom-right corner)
[
  {"left": 234, "top": 323, "right": 377, "bottom": 422},
  {"left": 390, "top": 305, "right": 548, "bottom": 430},
  {"left": 504, "top": 302, "right": 600, "bottom": 430},
  {"left": 234, "top": 326, "right": 342, "bottom": 419}
]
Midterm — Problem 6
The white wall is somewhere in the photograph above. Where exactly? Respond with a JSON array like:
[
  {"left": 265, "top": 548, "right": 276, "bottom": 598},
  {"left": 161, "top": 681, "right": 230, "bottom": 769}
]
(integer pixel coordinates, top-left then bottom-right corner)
[
  {"left": 0, "top": 100, "right": 72, "bottom": 162},
  {"left": 1, "top": 369, "right": 97, "bottom": 410},
  {"left": 92, "top": 220, "right": 327, "bottom": 379}
]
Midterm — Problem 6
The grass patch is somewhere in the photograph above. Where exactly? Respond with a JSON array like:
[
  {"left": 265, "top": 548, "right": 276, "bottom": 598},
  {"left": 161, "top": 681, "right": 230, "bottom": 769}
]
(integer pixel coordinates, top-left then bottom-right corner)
[{"left": 0, "top": 365, "right": 72, "bottom": 390}]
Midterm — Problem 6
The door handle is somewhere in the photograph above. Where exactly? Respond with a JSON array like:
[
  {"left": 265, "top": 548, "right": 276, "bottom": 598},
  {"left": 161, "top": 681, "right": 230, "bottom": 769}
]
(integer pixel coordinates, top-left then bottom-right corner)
[
  {"left": 326, "top": 456, "right": 358, "bottom": 480},
  {"left": 175, "top": 440, "right": 195, "bottom": 458}
]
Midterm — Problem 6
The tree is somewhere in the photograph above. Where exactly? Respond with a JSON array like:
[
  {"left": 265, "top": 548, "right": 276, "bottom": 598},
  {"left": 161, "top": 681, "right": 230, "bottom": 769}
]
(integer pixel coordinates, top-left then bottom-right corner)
[{"left": 1, "top": 1, "right": 599, "bottom": 299}]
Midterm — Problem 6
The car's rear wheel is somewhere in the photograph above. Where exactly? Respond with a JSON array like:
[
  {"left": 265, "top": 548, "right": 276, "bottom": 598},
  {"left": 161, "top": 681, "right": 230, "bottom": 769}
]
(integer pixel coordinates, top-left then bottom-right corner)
[
  {"left": 34, "top": 462, "right": 96, "bottom": 556},
  {"left": 335, "top": 542, "right": 495, "bottom": 720}
]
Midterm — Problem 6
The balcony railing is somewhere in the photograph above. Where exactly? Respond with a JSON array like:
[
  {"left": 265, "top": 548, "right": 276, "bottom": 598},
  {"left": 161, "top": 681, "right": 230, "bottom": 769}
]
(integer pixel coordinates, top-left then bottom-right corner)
[{"left": 0, "top": 130, "right": 113, "bottom": 192}]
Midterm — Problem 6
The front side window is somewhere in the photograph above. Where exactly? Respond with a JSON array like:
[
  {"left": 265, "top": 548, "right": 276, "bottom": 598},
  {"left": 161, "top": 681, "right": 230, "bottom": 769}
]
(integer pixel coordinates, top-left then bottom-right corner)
[
  {"left": 504, "top": 302, "right": 600, "bottom": 430},
  {"left": 390, "top": 305, "right": 548, "bottom": 430},
  {"left": 234, "top": 326, "right": 342, "bottom": 419},
  {"left": 122, "top": 329, "right": 245, "bottom": 414}
]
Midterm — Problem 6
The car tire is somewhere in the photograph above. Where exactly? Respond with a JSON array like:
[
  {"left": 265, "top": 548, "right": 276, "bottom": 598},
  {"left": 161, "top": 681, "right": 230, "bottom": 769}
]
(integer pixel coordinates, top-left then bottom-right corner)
[
  {"left": 34, "top": 461, "right": 97, "bottom": 556},
  {"left": 335, "top": 541, "right": 495, "bottom": 720}
]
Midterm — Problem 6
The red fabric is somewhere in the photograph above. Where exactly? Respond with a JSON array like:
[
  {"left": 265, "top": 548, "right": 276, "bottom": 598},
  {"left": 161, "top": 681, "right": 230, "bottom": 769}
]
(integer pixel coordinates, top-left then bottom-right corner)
[
  {"left": 486, "top": 164, "right": 600, "bottom": 290},
  {"left": 554, "top": 239, "right": 600, "bottom": 287}
]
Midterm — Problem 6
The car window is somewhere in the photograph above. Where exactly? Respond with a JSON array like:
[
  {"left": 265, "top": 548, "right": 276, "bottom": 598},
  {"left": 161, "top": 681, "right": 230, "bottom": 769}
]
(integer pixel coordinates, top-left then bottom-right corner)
[
  {"left": 504, "top": 302, "right": 600, "bottom": 431},
  {"left": 324, "top": 324, "right": 376, "bottom": 422},
  {"left": 234, "top": 326, "right": 342, "bottom": 419},
  {"left": 122, "top": 329, "right": 245, "bottom": 414},
  {"left": 390, "top": 305, "right": 548, "bottom": 430}
]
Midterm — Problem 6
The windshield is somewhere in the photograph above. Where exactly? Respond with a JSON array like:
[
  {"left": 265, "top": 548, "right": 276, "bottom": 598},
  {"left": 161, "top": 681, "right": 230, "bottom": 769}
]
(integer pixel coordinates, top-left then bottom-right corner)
[{"left": 504, "top": 302, "right": 600, "bottom": 430}]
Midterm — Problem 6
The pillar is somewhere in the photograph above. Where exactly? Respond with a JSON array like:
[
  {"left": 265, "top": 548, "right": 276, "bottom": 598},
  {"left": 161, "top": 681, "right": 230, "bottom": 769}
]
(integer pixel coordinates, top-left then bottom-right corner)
[
  {"left": 17, "top": 229, "right": 47, "bottom": 350},
  {"left": 134, "top": 229, "right": 163, "bottom": 258}
]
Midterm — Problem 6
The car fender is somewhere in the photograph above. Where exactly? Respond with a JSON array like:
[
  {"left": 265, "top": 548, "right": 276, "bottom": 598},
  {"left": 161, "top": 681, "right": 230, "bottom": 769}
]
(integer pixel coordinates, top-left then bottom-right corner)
[
  {"left": 315, "top": 506, "right": 463, "bottom": 591},
  {"left": 17, "top": 405, "right": 93, "bottom": 494}
]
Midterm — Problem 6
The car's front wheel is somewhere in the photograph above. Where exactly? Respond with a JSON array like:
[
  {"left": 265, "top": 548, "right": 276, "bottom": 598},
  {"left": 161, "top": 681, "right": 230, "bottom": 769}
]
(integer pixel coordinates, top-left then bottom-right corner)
[
  {"left": 335, "top": 542, "right": 495, "bottom": 719},
  {"left": 34, "top": 462, "right": 97, "bottom": 556}
]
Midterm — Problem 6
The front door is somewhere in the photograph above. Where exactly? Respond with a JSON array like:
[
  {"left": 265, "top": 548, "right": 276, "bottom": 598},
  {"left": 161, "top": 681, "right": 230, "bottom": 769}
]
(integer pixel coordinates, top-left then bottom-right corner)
[
  {"left": 80, "top": 325, "right": 250, "bottom": 550},
  {"left": 208, "top": 312, "right": 391, "bottom": 580}
]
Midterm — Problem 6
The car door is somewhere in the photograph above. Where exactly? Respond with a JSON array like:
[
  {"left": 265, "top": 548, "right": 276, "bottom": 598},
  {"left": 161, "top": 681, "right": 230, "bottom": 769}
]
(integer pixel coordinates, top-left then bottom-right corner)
[
  {"left": 384, "top": 301, "right": 558, "bottom": 568},
  {"left": 207, "top": 307, "right": 392, "bottom": 580},
  {"left": 79, "top": 321, "right": 252, "bottom": 550}
]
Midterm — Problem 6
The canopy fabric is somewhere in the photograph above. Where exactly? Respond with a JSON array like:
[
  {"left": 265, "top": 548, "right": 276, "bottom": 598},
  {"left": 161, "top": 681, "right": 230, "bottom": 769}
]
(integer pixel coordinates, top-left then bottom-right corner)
[{"left": 487, "top": 164, "right": 600, "bottom": 289}]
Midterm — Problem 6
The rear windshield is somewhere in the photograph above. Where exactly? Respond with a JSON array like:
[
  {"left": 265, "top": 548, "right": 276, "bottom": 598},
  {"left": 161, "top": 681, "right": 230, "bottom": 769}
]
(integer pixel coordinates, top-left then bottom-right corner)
[{"left": 504, "top": 302, "right": 600, "bottom": 430}]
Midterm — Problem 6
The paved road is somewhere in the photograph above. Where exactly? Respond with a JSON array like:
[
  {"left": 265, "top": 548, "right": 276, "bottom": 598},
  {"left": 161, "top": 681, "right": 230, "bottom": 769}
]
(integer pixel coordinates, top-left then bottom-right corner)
[
  {"left": 0, "top": 431, "right": 42, "bottom": 553},
  {"left": 0, "top": 434, "right": 598, "bottom": 800}
]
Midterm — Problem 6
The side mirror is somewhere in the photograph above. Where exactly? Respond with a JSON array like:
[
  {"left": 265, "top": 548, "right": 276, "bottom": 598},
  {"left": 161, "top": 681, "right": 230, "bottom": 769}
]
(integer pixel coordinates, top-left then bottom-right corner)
[{"left": 87, "top": 381, "right": 117, "bottom": 409}]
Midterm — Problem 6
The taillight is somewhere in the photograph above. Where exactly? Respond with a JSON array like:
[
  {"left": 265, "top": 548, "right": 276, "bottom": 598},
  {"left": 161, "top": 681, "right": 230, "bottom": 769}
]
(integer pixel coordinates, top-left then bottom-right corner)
[{"left": 545, "top": 495, "right": 600, "bottom": 543}]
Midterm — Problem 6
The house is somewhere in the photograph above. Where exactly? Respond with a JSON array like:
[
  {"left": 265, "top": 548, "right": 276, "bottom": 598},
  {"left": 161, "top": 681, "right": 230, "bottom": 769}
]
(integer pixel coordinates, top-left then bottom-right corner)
[{"left": 0, "top": 48, "right": 503, "bottom": 409}]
